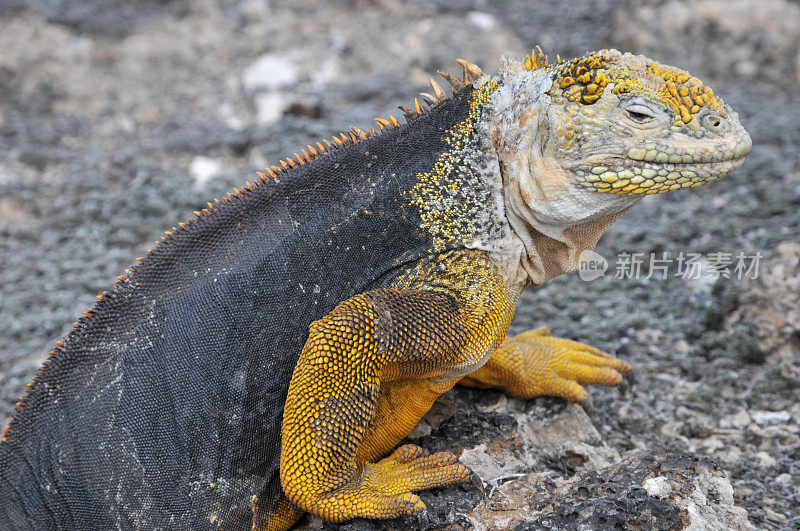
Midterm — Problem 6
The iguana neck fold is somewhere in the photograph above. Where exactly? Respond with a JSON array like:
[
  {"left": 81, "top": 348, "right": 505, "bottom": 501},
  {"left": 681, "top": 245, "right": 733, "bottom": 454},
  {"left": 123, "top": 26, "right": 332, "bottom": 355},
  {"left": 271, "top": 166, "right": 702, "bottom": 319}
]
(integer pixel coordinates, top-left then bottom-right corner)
[{"left": 478, "top": 68, "right": 640, "bottom": 287}]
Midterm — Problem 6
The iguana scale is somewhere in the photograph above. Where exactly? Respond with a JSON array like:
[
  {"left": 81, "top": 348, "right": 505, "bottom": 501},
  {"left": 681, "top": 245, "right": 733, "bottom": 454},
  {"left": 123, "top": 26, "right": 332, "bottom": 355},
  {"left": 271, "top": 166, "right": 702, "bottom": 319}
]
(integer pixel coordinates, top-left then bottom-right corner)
[{"left": 0, "top": 48, "right": 751, "bottom": 529}]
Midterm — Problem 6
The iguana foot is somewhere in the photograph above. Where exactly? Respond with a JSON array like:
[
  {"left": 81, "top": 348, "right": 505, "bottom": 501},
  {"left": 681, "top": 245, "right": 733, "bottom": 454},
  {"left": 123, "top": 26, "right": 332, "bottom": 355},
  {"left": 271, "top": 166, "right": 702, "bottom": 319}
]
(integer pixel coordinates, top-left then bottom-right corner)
[
  {"left": 309, "top": 444, "right": 470, "bottom": 522},
  {"left": 461, "top": 326, "right": 631, "bottom": 405},
  {"left": 508, "top": 326, "right": 631, "bottom": 401},
  {"left": 359, "top": 445, "right": 470, "bottom": 516}
]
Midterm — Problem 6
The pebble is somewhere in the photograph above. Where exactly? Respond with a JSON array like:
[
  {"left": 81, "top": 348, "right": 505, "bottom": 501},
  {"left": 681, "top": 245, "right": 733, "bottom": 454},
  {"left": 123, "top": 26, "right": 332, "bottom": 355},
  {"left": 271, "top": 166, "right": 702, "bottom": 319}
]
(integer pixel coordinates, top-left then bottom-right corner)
[
  {"left": 242, "top": 54, "right": 298, "bottom": 91},
  {"left": 254, "top": 92, "right": 289, "bottom": 125},
  {"left": 189, "top": 156, "right": 222, "bottom": 189},
  {"left": 716, "top": 445, "right": 742, "bottom": 464},
  {"left": 643, "top": 476, "right": 672, "bottom": 498},
  {"left": 719, "top": 408, "right": 751, "bottom": 429},
  {"left": 764, "top": 507, "right": 789, "bottom": 526},
  {"left": 673, "top": 339, "right": 689, "bottom": 355},
  {"left": 467, "top": 11, "right": 496, "bottom": 30},
  {"left": 755, "top": 451, "right": 777, "bottom": 468},
  {"left": 750, "top": 410, "right": 791, "bottom": 425}
]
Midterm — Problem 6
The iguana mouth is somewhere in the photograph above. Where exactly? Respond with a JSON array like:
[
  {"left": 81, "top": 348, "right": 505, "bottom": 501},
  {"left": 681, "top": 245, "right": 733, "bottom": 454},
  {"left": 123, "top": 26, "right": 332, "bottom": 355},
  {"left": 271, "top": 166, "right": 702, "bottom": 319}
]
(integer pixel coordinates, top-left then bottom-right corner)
[
  {"left": 574, "top": 153, "right": 747, "bottom": 195},
  {"left": 633, "top": 157, "right": 747, "bottom": 171},
  {"left": 573, "top": 132, "right": 751, "bottom": 195},
  {"left": 625, "top": 133, "right": 752, "bottom": 165}
]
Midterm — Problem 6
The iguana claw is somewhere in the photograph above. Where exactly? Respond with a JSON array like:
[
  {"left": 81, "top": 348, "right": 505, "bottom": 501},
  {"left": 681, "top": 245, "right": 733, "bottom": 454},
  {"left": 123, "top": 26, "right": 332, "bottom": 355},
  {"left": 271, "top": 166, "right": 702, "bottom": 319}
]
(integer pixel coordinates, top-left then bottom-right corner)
[{"left": 580, "top": 393, "right": 594, "bottom": 416}]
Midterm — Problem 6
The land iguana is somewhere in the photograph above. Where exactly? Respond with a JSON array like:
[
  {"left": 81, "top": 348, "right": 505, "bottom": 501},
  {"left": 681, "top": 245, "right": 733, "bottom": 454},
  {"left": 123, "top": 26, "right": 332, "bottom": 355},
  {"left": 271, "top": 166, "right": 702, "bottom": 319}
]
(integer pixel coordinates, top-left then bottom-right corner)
[{"left": 0, "top": 48, "right": 751, "bottom": 529}]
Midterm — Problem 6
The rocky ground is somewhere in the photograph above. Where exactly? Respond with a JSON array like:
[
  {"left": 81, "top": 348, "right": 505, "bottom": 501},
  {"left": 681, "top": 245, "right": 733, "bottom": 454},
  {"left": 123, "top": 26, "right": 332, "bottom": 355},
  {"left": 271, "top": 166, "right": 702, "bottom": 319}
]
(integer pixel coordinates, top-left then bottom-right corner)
[{"left": 1, "top": 0, "right": 798, "bottom": 529}]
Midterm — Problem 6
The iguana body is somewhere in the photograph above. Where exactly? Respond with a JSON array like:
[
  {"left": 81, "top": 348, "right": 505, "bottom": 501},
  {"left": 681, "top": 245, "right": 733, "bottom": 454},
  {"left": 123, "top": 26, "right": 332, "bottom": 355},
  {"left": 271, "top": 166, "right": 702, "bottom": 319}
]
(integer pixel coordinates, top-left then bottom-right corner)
[{"left": 0, "top": 48, "right": 750, "bottom": 529}]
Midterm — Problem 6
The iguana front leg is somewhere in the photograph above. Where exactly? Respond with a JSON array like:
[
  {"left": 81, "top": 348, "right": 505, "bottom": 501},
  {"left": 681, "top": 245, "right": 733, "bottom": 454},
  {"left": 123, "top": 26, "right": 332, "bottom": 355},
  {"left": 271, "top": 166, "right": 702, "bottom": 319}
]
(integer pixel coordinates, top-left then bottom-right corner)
[
  {"left": 460, "top": 326, "right": 631, "bottom": 406},
  {"left": 280, "top": 283, "right": 513, "bottom": 524}
]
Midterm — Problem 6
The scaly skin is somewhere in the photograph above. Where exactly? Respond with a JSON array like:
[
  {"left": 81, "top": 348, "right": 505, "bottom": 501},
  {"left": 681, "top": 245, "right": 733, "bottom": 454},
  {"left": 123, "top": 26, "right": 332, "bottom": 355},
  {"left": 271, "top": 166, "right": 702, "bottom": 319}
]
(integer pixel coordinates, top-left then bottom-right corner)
[
  {"left": 461, "top": 327, "right": 631, "bottom": 403},
  {"left": 281, "top": 250, "right": 516, "bottom": 522},
  {"left": 543, "top": 51, "right": 751, "bottom": 195},
  {"left": 0, "top": 48, "right": 750, "bottom": 530},
  {"left": 277, "top": 48, "right": 750, "bottom": 528}
]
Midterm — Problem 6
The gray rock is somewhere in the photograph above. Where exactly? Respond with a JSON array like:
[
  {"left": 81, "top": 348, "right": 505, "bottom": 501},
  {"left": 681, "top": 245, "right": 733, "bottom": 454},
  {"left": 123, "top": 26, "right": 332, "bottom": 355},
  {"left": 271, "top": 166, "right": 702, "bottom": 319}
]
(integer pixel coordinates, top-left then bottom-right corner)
[{"left": 300, "top": 390, "right": 753, "bottom": 530}]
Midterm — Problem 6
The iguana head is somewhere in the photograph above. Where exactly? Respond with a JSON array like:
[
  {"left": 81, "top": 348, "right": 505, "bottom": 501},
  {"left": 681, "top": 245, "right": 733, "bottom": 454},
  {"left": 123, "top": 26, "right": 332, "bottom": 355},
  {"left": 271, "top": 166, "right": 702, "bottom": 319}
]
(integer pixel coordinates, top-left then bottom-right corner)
[
  {"left": 541, "top": 49, "right": 751, "bottom": 195},
  {"left": 484, "top": 48, "right": 751, "bottom": 284}
]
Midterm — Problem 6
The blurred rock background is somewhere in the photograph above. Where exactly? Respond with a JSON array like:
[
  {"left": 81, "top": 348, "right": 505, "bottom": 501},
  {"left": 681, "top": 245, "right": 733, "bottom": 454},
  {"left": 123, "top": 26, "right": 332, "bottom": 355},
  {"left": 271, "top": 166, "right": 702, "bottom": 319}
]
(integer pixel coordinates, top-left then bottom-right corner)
[{"left": 0, "top": 0, "right": 798, "bottom": 528}]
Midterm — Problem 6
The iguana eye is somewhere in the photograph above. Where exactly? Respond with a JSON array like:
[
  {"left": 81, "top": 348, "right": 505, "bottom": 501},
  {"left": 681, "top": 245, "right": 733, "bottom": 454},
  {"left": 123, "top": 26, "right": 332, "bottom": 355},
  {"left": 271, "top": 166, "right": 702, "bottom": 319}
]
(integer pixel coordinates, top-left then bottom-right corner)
[{"left": 625, "top": 103, "right": 656, "bottom": 123}]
